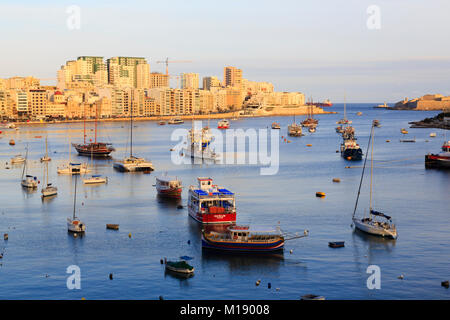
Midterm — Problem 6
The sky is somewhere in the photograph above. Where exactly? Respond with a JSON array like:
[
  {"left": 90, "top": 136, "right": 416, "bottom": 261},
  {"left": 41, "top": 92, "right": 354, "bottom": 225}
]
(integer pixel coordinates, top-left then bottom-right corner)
[{"left": 0, "top": 0, "right": 449, "bottom": 102}]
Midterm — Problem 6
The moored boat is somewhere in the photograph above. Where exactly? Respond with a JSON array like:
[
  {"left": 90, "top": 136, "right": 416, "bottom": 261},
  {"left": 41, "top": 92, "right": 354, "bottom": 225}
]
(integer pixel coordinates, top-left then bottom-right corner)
[
  {"left": 21, "top": 175, "right": 38, "bottom": 189},
  {"left": 156, "top": 174, "right": 182, "bottom": 198},
  {"left": 58, "top": 162, "right": 91, "bottom": 175},
  {"left": 288, "top": 121, "right": 303, "bottom": 137},
  {"left": 341, "top": 139, "right": 363, "bottom": 161},
  {"left": 73, "top": 142, "right": 115, "bottom": 157},
  {"left": 401, "top": 128, "right": 408, "bottom": 134},
  {"left": 83, "top": 174, "right": 108, "bottom": 184},
  {"left": 425, "top": 141, "right": 450, "bottom": 169},
  {"left": 188, "top": 177, "right": 236, "bottom": 224},
  {"left": 301, "top": 294, "right": 326, "bottom": 300},
  {"left": 217, "top": 119, "right": 230, "bottom": 129},
  {"left": 271, "top": 122, "right": 281, "bottom": 129},
  {"left": 9, "top": 139, "right": 15, "bottom": 146},
  {"left": 165, "top": 260, "right": 194, "bottom": 275},
  {"left": 168, "top": 118, "right": 184, "bottom": 124},
  {"left": 67, "top": 175, "right": 86, "bottom": 233},
  {"left": 11, "top": 155, "right": 25, "bottom": 164}
]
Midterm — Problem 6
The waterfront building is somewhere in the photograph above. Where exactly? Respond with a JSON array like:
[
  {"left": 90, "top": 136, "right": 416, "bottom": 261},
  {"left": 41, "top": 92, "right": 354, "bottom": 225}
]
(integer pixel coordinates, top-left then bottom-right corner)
[
  {"left": 202, "top": 76, "right": 221, "bottom": 91},
  {"left": 149, "top": 72, "right": 169, "bottom": 88},
  {"left": 223, "top": 66, "right": 242, "bottom": 88},
  {"left": 181, "top": 73, "right": 199, "bottom": 89}
]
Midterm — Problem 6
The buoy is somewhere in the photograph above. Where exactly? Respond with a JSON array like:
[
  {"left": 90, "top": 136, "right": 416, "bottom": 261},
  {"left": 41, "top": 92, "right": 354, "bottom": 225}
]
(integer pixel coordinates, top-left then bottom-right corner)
[
  {"left": 306, "top": 144, "right": 312, "bottom": 147},
  {"left": 109, "top": 273, "right": 113, "bottom": 280},
  {"left": 256, "top": 280, "right": 261, "bottom": 286},
  {"left": 128, "top": 233, "right": 132, "bottom": 238},
  {"left": 160, "top": 259, "right": 164, "bottom": 264},
  {"left": 81, "top": 297, "right": 86, "bottom": 300},
  {"left": 289, "top": 249, "right": 293, "bottom": 254},
  {"left": 332, "top": 178, "right": 341, "bottom": 183},
  {"left": 347, "top": 156, "right": 352, "bottom": 160},
  {"left": 398, "top": 274, "right": 404, "bottom": 280},
  {"left": 73, "top": 233, "right": 78, "bottom": 238},
  {"left": 441, "top": 280, "right": 449, "bottom": 288},
  {"left": 4, "top": 233, "right": 8, "bottom": 241},
  {"left": 386, "top": 140, "right": 390, "bottom": 143},
  {"left": 316, "top": 192, "right": 326, "bottom": 198},
  {"left": 187, "top": 240, "right": 191, "bottom": 245}
]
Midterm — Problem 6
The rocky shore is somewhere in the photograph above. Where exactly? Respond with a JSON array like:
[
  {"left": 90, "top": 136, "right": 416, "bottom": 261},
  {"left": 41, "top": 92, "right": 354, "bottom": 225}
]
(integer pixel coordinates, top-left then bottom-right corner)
[{"left": 409, "top": 112, "right": 450, "bottom": 130}]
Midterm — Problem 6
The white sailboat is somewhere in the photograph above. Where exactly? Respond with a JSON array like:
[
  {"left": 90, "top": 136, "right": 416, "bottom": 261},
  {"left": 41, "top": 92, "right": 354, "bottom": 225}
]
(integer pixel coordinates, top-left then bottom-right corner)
[
  {"left": 336, "top": 95, "right": 352, "bottom": 125},
  {"left": 57, "top": 136, "right": 91, "bottom": 175},
  {"left": 20, "top": 146, "right": 38, "bottom": 189},
  {"left": 41, "top": 158, "right": 57, "bottom": 197},
  {"left": 83, "top": 142, "right": 108, "bottom": 184},
  {"left": 113, "top": 99, "right": 154, "bottom": 172},
  {"left": 11, "top": 154, "right": 26, "bottom": 164},
  {"left": 352, "top": 122, "right": 398, "bottom": 239},
  {"left": 67, "top": 175, "right": 86, "bottom": 233}
]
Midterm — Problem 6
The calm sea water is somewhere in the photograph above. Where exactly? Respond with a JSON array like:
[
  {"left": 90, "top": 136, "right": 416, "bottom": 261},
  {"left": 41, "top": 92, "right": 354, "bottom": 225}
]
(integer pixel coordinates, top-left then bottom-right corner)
[{"left": 0, "top": 104, "right": 449, "bottom": 300}]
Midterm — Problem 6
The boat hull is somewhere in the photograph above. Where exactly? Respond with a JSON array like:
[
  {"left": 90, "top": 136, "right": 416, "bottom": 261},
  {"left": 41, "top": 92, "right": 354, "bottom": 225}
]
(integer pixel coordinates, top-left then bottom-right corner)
[
  {"left": 189, "top": 208, "right": 236, "bottom": 224},
  {"left": 113, "top": 162, "right": 154, "bottom": 172},
  {"left": 73, "top": 143, "right": 114, "bottom": 157},
  {"left": 42, "top": 187, "right": 57, "bottom": 197},
  {"left": 425, "top": 154, "right": 450, "bottom": 169},
  {"left": 202, "top": 235, "right": 284, "bottom": 252},
  {"left": 342, "top": 148, "right": 363, "bottom": 161},
  {"left": 353, "top": 219, "right": 397, "bottom": 239},
  {"left": 157, "top": 187, "right": 182, "bottom": 198}
]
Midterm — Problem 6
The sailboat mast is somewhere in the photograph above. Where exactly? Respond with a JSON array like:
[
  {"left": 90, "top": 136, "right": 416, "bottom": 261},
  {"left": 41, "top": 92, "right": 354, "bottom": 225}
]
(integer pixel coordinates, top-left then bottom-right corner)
[
  {"left": 83, "top": 104, "right": 86, "bottom": 144},
  {"left": 352, "top": 123, "right": 374, "bottom": 219},
  {"left": 95, "top": 103, "right": 98, "bottom": 144},
  {"left": 130, "top": 96, "right": 133, "bottom": 157},
  {"left": 22, "top": 145, "right": 28, "bottom": 180},
  {"left": 45, "top": 137, "right": 48, "bottom": 158},
  {"left": 344, "top": 94, "right": 347, "bottom": 121},
  {"left": 369, "top": 124, "right": 375, "bottom": 213},
  {"left": 73, "top": 175, "right": 78, "bottom": 219}
]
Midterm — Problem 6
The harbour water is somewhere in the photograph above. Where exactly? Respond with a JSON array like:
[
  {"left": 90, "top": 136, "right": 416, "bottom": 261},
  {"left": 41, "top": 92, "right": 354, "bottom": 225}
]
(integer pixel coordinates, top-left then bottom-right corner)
[{"left": 0, "top": 104, "right": 449, "bottom": 300}]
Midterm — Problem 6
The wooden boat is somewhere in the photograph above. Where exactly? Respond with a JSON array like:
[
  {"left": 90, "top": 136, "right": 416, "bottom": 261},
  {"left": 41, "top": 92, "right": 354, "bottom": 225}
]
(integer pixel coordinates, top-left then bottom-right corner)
[
  {"left": 202, "top": 225, "right": 308, "bottom": 253},
  {"left": 9, "top": 139, "right": 15, "bottom": 146},
  {"left": 288, "top": 116, "right": 303, "bottom": 137},
  {"left": 316, "top": 192, "right": 326, "bottom": 198},
  {"left": 165, "top": 260, "right": 194, "bottom": 274},
  {"left": 156, "top": 174, "right": 182, "bottom": 198},
  {"left": 328, "top": 241, "right": 345, "bottom": 248},
  {"left": 11, "top": 155, "right": 25, "bottom": 164},
  {"left": 271, "top": 122, "right": 281, "bottom": 129},
  {"left": 301, "top": 294, "right": 325, "bottom": 300},
  {"left": 301, "top": 103, "right": 319, "bottom": 127},
  {"left": 352, "top": 122, "right": 398, "bottom": 239},
  {"left": 67, "top": 175, "right": 86, "bottom": 233},
  {"left": 106, "top": 224, "right": 119, "bottom": 230}
]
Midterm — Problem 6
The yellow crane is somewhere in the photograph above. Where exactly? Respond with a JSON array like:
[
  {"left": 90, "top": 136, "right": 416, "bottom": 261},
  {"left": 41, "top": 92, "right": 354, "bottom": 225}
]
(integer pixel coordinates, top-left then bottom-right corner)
[{"left": 156, "top": 58, "right": 192, "bottom": 76}]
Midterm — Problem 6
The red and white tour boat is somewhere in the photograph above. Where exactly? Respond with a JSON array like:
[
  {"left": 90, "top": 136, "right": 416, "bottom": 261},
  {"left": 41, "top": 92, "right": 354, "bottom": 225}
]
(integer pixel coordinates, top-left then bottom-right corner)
[
  {"left": 217, "top": 119, "right": 230, "bottom": 129},
  {"left": 188, "top": 177, "right": 236, "bottom": 224},
  {"left": 155, "top": 174, "right": 183, "bottom": 198}
]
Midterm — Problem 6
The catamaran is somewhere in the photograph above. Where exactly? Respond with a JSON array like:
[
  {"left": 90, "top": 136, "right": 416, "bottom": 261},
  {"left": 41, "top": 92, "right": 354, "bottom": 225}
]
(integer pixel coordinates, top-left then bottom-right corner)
[
  {"left": 67, "top": 175, "right": 86, "bottom": 233},
  {"left": 188, "top": 177, "right": 236, "bottom": 224},
  {"left": 352, "top": 122, "right": 397, "bottom": 239},
  {"left": 113, "top": 100, "right": 154, "bottom": 172}
]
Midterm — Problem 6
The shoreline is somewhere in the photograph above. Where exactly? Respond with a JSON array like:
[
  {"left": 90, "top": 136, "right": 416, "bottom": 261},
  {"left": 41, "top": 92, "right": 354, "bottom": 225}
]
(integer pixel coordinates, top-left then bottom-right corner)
[{"left": 9, "top": 110, "right": 337, "bottom": 126}]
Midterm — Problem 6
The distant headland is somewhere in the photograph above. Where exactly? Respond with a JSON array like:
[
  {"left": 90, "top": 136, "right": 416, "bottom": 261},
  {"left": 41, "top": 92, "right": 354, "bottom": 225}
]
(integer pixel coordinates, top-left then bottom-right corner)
[{"left": 389, "top": 94, "right": 450, "bottom": 111}]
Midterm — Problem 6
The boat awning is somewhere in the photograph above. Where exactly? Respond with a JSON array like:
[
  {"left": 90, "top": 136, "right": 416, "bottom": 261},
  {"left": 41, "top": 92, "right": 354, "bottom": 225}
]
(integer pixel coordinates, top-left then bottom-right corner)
[
  {"left": 371, "top": 210, "right": 391, "bottom": 220},
  {"left": 194, "top": 189, "right": 209, "bottom": 196},
  {"left": 92, "top": 175, "right": 102, "bottom": 178},
  {"left": 218, "top": 188, "right": 234, "bottom": 195},
  {"left": 69, "top": 163, "right": 81, "bottom": 166}
]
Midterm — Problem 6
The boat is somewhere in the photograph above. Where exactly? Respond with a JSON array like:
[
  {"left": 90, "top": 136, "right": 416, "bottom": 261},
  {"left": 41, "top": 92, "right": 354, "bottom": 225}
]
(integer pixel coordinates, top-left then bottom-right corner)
[
  {"left": 58, "top": 136, "right": 91, "bottom": 175},
  {"left": 288, "top": 116, "right": 303, "bottom": 137},
  {"left": 83, "top": 174, "right": 107, "bottom": 184},
  {"left": 217, "top": 119, "right": 230, "bottom": 129},
  {"left": 20, "top": 147, "right": 39, "bottom": 189},
  {"left": 306, "top": 98, "right": 332, "bottom": 107},
  {"left": 335, "top": 125, "right": 344, "bottom": 134},
  {"left": 72, "top": 107, "right": 114, "bottom": 157},
  {"left": 158, "top": 120, "right": 166, "bottom": 125},
  {"left": 373, "top": 119, "right": 381, "bottom": 127},
  {"left": 400, "top": 138, "right": 416, "bottom": 143},
  {"left": 188, "top": 177, "right": 236, "bottom": 224},
  {"left": 356, "top": 111, "right": 363, "bottom": 116},
  {"left": 301, "top": 294, "right": 326, "bottom": 300},
  {"left": 40, "top": 137, "right": 51, "bottom": 162},
  {"left": 67, "top": 175, "right": 86, "bottom": 233},
  {"left": 425, "top": 140, "right": 450, "bottom": 169},
  {"left": 340, "top": 139, "right": 363, "bottom": 161},
  {"left": 271, "top": 122, "right": 281, "bottom": 129},
  {"left": 373, "top": 102, "right": 389, "bottom": 109},
  {"left": 301, "top": 103, "right": 319, "bottom": 127},
  {"left": 41, "top": 156, "right": 57, "bottom": 197},
  {"left": 401, "top": 128, "right": 408, "bottom": 134},
  {"left": 6, "top": 123, "right": 16, "bottom": 129},
  {"left": 342, "top": 126, "right": 355, "bottom": 140},
  {"left": 168, "top": 118, "right": 184, "bottom": 124},
  {"left": 308, "top": 126, "right": 316, "bottom": 133},
  {"left": 156, "top": 174, "right": 182, "bottom": 198},
  {"left": 182, "top": 126, "right": 220, "bottom": 161},
  {"left": 113, "top": 101, "right": 154, "bottom": 172},
  {"left": 11, "top": 155, "right": 25, "bottom": 164},
  {"left": 352, "top": 122, "right": 398, "bottom": 239},
  {"left": 336, "top": 96, "right": 352, "bottom": 124},
  {"left": 202, "top": 225, "right": 309, "bottom": 253},
  {"left": 328, "top": 241, "right": 345, "bottom": 248},
  {"left": 9, "top": 139, "right": 15, "bottom": 146},
  {"left": 430, "top": 132, "right": 436, "bottom": 137},
  {"left": 165, "top": 260, "right": 194, "bottom": 275}
]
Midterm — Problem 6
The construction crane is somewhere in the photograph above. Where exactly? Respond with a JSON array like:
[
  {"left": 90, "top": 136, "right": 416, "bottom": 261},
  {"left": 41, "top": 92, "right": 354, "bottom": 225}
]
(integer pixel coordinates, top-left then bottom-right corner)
[{"left": 156, "top": 58, "right": 192, "bottom": 76}]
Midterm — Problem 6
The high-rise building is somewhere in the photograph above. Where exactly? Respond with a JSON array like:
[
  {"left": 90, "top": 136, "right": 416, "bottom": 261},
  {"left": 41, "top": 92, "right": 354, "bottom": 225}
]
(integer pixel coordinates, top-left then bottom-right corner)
[
  {"left": 202, "top": 76, "right": 221, "bottom": 90},
  {"left": 107, "top": 57, "right": 149, "bottom": 88},
  {"left": 180, "top": 73, "right": 199, "bottom": 89},
  {"left": 223, "top": 66, "right": 242, "bottom": 88},
  {"left": 58, "top": 56, "right": 106, "bottom": 89},
  {"left": 149, "top": 72, "right": 169, "bottom": 88},
  {"left": 28, "top": 89, "right": 48, "bottom": 117}
]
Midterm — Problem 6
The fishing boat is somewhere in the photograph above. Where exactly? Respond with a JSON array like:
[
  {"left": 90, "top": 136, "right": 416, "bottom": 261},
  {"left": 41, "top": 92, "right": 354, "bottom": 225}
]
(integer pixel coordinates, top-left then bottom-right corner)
[
  {"left": 156, "top": 174, "right": 182, "bottom": 198},
  {"left": 73, "top": 106, "right": 114, "bottom": 157},
  {"left": 67, "top": 175, "right": 86, "bottom": 233},
  {"left": 202, "top": 225, "right": 308, "bottom": 252},
  {"left": 352, "top": 122, "right": 397, "bottom": 239},
  {"left": 182, "top": 126, "right": 220, "bottom": 161},
  {"left": 188, "top": 177, "right": 236, "bottom": 224},
  {"left": 165, "top": 259, "right": 194, "bottom": 275},
  {"left": 168, "top": 117, "right": 184, "bottom": 124},
  {"left": 113, "top": 101, "right": 154, "bottom": 172},
  {"left": 217, "top": 119, "right": 230, "bottom": 129},
  {"left": 271, "top": 122, "right": 281, "bottom": 129},
  {"left": 11, "top": 155, "right": 25, "bottom": 164},
  {"left": 340, "top": 139, "right": 363, "bottom": 161},
  {"left": 425, "top": 141, "right": 450, "bottom": 169},
  {"left": 401, "top": 128, "right": 408, "bottom": 134},
  {"left": 288, "top": 116, "right": 303, "bottom": 137},
  {"left": 40, "top": 137, "right": 51, "bottom": 162},
  {"left": 9, "top": 139, "right": 15, "bottom": 146}
]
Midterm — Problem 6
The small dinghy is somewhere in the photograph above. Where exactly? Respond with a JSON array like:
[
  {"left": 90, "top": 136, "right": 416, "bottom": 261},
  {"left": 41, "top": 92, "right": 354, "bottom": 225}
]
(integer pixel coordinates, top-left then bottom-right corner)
[
  {"left": 328, "top": 241, "right": 345, "bottom": 248},
  {"left": 83, "top": 175, "right": 107, "bottom": 184},
  {"left": 165, "top": 260, "right": 194, "bottom": 275},
  {"left": 11, "top": 155, "right": 25, "bottom": 164}
]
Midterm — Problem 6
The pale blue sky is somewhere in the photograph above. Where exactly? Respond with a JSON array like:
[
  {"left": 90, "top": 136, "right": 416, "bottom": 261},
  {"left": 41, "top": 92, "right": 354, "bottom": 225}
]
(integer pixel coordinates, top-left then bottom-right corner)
[{"left": 0, "top": 0, "right": 449, "bottom": 102}]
